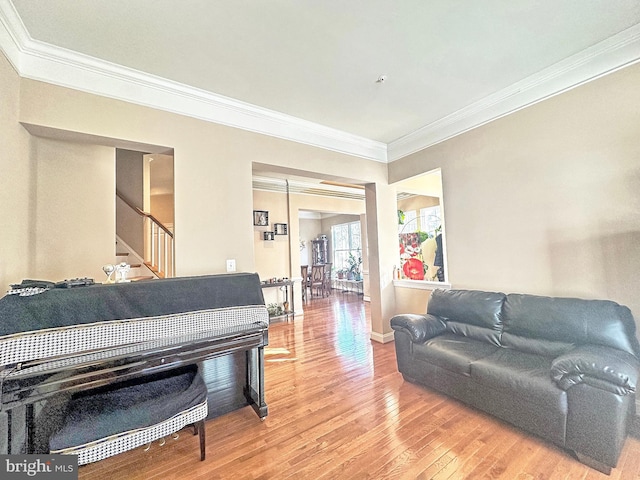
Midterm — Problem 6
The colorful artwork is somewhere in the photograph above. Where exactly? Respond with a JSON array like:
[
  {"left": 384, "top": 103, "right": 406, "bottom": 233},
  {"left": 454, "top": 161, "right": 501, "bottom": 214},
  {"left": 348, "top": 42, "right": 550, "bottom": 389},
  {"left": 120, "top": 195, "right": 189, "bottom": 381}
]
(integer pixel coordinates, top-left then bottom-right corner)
[{"left": 399, "top": 233, "right": 428, "bottom": 280}]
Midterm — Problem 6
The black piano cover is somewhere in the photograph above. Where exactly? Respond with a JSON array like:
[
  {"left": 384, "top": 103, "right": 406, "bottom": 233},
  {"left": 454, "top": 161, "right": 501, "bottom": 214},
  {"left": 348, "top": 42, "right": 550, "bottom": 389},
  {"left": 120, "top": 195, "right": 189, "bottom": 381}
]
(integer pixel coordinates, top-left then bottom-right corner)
[{"left": 0, "top": 273, "right": 266, "bottom": 337}]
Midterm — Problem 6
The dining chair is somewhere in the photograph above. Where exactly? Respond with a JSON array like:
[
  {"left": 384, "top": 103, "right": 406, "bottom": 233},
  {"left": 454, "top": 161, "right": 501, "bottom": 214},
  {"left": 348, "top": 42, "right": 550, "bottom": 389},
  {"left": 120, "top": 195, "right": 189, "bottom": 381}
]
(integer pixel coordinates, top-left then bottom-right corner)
[
  {"left": 322, "top": 262, "right": 332, "bottom": 296},
  {"left": 310, "top": 264, "right": 325, "bottom": 297},
  {"left": 300, "top": 265, "right": 309, "bottom": 300}
]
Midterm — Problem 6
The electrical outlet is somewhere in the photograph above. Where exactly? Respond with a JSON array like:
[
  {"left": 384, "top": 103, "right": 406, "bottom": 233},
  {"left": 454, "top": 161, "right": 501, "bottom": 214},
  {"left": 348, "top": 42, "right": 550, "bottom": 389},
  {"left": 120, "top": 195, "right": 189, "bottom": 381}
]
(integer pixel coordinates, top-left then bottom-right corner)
[{"left": 226, "top": 259, "right": 236, "bottom": 272}]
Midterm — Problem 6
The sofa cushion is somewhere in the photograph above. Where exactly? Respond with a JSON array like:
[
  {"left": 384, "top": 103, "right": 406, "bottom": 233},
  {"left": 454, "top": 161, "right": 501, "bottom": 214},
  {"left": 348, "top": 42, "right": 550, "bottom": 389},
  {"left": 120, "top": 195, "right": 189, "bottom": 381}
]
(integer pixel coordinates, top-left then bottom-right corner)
[
  {"left": 414, "top": 333, "right": 500, "bottom": 376},
  {"left": 470, "top": 349, "right": 567, "bottom": 414},
  {"left": 502, "top": 294, "right": 640, "bottom": 357},
  {"left": 427, "top": 289, "right": 506, "bottom": 346},
  {"left": 500, "top": 333, "right": 574, "bottom": 358}
]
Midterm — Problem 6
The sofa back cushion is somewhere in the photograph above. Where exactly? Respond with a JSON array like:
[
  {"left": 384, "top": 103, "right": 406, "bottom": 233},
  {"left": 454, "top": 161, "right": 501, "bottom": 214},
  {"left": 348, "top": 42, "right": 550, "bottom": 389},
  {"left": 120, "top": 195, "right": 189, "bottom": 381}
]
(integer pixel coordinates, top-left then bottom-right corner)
[
  {"left": 427, "top": 289, "right": 505, "bottom": 346},
  {"left": 502, "top": 294, "right": 640, "bottom": 357}
]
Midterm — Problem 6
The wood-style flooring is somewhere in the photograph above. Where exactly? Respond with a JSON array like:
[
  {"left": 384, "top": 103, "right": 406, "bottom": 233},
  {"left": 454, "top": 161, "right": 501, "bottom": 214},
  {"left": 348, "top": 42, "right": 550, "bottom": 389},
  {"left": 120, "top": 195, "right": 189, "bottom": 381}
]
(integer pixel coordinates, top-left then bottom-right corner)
[{"left": 79, "top": 293, "right": 640, "bottom": 479}]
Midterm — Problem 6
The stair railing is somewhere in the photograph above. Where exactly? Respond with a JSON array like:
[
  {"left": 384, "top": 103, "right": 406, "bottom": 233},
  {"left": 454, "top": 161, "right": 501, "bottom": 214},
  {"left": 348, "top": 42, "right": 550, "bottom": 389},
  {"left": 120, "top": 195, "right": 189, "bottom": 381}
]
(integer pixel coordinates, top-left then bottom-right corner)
[{"left": 116, "top": 190, "right": 174, "bottom": 278}]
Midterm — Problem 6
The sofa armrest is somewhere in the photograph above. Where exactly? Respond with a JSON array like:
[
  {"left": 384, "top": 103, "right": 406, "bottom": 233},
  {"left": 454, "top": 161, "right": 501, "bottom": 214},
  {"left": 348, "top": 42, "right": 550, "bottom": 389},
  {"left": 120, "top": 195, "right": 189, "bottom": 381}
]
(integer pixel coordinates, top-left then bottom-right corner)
[
  {"left": 390, "top": 314, "right": 445, "bottom": 343},
  {"left": 551, "top": 345, "right": 639, "bottom": 395}
]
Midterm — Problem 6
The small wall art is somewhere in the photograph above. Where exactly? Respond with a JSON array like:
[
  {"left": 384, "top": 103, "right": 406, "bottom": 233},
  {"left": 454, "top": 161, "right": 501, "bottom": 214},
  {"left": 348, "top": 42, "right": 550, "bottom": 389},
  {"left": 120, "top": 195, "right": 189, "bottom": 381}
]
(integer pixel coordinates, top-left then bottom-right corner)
[{"left": 253, "top": 210, "right": 269, "bottom": 226}]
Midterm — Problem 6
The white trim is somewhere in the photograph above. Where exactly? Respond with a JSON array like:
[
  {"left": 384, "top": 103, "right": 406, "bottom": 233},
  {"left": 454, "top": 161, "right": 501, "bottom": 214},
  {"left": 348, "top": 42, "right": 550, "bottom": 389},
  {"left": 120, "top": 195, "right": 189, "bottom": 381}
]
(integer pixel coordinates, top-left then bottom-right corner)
[
  {"left": 2, "top": 1, "right": 640, "bottom": 163},
  {"left": 370, "top": 331, "right": 395, "bottom": 344},
  {"left": 388, "top": 23, "right": 640, "bottom": 162},
  {"left": 0, "top": 0, "right": 22, "bottom": 72},
  {"left": 393, "top": 280, "right": 451, "bottom": 291},
  {"left": 0, "top": 1, "right": 386, "bottom": 163}
]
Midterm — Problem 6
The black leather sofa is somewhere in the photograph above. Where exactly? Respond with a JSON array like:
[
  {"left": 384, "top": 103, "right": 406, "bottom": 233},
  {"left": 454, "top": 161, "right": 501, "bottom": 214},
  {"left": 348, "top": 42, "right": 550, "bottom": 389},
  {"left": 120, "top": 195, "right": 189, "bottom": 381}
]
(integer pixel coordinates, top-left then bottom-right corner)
[{"left": 391, "top": 289, "right": 640, "bottom": 474}]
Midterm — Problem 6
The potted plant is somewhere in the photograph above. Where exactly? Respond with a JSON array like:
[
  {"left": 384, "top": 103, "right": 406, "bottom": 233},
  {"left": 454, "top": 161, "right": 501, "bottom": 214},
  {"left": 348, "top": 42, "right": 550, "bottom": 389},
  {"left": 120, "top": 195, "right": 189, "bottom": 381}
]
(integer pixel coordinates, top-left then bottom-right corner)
[
  {"left": 347, "top": 252, "right": 362, "bottom": 281},
  {"left": 267, "top": 303, "right": 283, "bottom": 317}
]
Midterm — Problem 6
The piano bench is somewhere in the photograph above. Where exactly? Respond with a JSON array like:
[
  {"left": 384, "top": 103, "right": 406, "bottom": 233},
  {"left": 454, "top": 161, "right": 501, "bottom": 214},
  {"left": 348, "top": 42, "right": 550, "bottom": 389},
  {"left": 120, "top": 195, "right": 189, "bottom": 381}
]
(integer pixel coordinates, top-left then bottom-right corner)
[{"left": 49, "top": 365, "right": 208, "bottom": 465}]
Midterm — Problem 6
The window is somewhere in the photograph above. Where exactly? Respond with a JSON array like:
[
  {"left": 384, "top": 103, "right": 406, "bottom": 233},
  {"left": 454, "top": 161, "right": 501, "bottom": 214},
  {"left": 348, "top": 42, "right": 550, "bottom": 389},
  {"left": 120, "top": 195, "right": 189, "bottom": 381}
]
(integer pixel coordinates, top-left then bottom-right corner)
[
  {"left": 419, "top": 206, "right": 441, "bottom": 237},
  {"left": 331, "top": 221, "right": 361, "bottom": 274},
  {"left": 398, "top": 209, "right": 417, "bottom": 234},
  {"left": 398, "top": 207, "right": 440, "bottom": 236},
  {"left": 395, "top": 169, "right": 447, "bottom": 284}
]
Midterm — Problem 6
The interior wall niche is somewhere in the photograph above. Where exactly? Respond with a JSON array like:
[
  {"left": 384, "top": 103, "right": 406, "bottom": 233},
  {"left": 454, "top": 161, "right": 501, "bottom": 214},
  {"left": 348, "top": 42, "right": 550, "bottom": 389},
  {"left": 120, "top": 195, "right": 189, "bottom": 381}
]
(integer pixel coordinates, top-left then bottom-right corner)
[{"left": 395, "top": 169, "right": 446, "bottom": 283}]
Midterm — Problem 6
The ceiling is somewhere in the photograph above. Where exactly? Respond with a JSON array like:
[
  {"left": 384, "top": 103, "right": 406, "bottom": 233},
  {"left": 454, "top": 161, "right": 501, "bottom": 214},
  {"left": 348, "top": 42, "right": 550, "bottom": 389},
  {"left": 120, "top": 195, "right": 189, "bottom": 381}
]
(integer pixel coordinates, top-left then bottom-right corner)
[{"left": 3, "top": 1, "right": 640, "bottom": 162}]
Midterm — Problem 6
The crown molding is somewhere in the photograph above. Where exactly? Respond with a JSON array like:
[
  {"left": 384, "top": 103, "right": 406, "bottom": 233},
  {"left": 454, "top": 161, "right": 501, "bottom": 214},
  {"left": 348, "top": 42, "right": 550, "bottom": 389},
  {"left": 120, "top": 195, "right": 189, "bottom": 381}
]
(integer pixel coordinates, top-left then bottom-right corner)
[
  {"left": 0, "top": 1, "right": 387, "bottom": 163},
  {"left": 388, "top": 23, "right": 640, "bottom": 162}
]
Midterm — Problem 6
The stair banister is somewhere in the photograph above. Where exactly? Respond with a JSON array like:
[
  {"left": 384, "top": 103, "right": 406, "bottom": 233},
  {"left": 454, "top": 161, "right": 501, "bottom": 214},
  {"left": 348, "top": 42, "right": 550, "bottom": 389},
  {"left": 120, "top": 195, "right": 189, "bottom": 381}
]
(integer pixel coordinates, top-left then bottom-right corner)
[{"left": 116, "top": 190, "right": 174, "bottom": 278}]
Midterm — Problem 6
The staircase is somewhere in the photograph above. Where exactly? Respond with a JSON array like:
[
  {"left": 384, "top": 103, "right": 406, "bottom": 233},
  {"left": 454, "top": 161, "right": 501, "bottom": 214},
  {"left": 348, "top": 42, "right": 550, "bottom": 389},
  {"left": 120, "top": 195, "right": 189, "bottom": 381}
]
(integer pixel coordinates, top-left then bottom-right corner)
[
  {"left": 116, "top": 191, "right": 175, "bottom": 279},
  {"left": 115, "top": 239, "right": 155, "bottom": 281}
]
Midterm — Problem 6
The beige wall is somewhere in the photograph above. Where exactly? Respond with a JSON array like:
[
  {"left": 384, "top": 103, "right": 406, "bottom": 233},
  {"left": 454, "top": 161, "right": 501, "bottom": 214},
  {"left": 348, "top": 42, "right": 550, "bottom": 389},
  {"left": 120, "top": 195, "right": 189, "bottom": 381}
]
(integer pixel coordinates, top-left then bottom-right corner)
[
  {"left": 33, "top": 137, "right": 116, "bottom": 281},
  {"left": 1, "top": 65, "right": 397, "bottom": 339},
  {"left": 15, "top": 78, "right": 387, "bottom": 282},
  {"left": 390, "top": 62, "right": 640, "bottom": 324},
  {"left": 365, "top": 182, "right": 399, "bottom": 342},
  {"left": 252, "top": 189, "right": 291, "bottom": 281},
  {"left": 116, "top": 149, "right": 144, "bottom": 254},
  {"left": 0, "top": 52, "right": 32, "bottom": 290},
  {"left": 394, "top": 286, "right": 432, "bottom": 315},
  {"left": 8, "top": 48, "right": 637, "bottom": 336},
  {"left": 150, "top": 194, "right": 175, "bottom": 226}
]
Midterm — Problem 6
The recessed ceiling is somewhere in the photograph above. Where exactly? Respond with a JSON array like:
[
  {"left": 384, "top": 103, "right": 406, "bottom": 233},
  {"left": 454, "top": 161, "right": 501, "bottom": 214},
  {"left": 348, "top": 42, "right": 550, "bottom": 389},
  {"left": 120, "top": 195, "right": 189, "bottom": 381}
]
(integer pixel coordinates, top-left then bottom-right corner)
[{"left": 4, "top": 1, "right": 640, "bottom": 161}]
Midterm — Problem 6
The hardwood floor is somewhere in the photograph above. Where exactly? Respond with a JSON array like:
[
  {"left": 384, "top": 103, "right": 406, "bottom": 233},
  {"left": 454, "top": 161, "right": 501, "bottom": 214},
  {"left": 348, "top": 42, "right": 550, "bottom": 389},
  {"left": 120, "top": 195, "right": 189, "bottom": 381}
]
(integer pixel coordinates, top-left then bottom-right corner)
[{"left": 79, "top": 293, "right": 640, "bottom": 479}]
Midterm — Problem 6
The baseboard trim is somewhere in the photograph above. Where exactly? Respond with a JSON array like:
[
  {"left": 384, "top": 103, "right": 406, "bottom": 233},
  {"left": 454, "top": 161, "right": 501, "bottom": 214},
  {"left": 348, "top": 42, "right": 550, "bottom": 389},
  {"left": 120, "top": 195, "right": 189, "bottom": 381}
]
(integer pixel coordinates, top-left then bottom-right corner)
[{"left": 370, "top": 331, "right": 394, "bottom": 344}]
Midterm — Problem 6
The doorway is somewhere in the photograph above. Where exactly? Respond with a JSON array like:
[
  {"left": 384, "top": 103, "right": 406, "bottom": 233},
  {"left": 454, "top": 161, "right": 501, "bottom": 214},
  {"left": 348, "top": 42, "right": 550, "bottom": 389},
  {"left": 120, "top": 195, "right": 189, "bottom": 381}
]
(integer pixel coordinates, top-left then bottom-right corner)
[
  {"left": 251, "top": 173, "right": 368, "bottom": 313},
  {"left": 116, "top": 149, "right": 175, "bottom": 277}
]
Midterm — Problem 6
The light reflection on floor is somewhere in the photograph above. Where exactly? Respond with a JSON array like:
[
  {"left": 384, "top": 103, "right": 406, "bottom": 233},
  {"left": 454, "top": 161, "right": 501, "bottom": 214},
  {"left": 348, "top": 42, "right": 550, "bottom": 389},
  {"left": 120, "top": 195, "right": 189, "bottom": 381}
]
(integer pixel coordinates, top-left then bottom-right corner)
[
  {"left": 264, "top": 347, "right": 297, "bottom": 362},
  {"left": 332, "top": 295, "right": 373, "bottom": 369}
]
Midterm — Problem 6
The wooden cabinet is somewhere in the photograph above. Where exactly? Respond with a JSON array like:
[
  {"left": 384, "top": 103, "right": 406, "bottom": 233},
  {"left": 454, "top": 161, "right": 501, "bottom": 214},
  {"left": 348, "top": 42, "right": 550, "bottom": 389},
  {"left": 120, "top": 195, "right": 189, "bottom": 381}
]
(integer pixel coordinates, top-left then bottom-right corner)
[{"left": 311, "top": 238, "right": 328, "bottom": 265}]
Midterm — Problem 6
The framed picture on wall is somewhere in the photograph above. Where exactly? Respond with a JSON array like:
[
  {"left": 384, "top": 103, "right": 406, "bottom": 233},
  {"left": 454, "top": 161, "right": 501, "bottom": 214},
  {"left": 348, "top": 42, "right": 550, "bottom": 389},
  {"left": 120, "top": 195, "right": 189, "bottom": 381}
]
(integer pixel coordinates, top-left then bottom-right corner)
[
  {"left": 253, "top": 210, "right": 269, "bottom": 226},
  {"left": 274, "top": 223, "right": 288, "bottom": 235}
]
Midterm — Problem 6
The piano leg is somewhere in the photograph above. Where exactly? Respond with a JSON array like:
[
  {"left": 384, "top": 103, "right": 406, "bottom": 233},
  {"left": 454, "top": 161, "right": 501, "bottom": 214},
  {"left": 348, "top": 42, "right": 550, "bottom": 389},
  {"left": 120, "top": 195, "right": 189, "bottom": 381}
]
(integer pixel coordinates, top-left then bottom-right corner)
[
  {"left": 243, "top": 346, "right": 268, "bottom": 419},
  {"left": 6, "top": 409, "right": 11, "bottom": 454},
  {"left": 25, "top": 404, "right": 35, "bottom": 454}
]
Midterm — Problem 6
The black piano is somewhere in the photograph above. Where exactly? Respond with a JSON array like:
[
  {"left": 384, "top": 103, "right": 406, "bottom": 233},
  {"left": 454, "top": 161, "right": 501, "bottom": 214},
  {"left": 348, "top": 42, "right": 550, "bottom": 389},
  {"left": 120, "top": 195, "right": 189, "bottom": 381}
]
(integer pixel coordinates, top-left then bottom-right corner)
[{"left": 0, "top": 273, "right": 269, "bottom": 454}]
